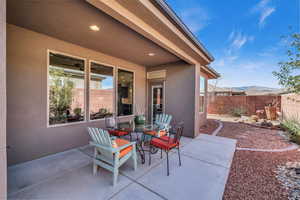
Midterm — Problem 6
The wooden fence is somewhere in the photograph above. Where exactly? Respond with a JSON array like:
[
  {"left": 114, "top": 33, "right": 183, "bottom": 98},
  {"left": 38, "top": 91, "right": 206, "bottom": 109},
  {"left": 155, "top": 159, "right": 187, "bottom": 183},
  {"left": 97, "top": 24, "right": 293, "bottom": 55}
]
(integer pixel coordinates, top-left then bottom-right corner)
[
  {"left": 281, "top": 93, "right": 300, "bottom": 122},
  {"left": 207, "top": 95, "right": 281, "bottom": 115}
]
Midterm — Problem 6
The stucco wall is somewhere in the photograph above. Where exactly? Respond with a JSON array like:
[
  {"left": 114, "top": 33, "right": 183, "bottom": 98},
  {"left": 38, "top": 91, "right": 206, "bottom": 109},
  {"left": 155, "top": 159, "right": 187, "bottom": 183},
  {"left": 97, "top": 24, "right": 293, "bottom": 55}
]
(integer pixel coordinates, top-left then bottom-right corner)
[
  {"left": 7, "top": 24, "right": 146, "bottom": 165},
  {"left": 0, "top": 0, "right": 7, "bottom": 198},
  {"left": 147, "top": 62, "right": 197, "bottom": 138},
  {"left": 281, "top": 93, "right": 300, "bottom": 122}
]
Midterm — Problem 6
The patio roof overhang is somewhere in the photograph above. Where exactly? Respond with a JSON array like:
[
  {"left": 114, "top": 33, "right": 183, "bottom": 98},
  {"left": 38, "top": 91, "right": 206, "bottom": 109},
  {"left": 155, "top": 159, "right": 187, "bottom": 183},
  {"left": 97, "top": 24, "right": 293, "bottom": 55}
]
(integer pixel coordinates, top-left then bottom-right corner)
[
  {"left": 7, "top": 0, "right": 219, "bottom": 78},
  {"left": 86, "top": 0, "right": 219, "bottom": 78},
  {"left": 7, "top": 0, "right": 180, "bottom": 67}
]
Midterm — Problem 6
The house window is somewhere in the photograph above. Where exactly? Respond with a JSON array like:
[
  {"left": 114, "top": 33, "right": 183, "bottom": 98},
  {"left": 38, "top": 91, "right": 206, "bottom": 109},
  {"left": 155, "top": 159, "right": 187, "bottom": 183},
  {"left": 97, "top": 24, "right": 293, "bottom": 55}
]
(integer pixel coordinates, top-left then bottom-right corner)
[
  {"left": 199, "top": 76, "right": 206, "bottom": 112},
  {"left": 117, "top": 69, "right": 134, "bottom": 116},
  {"left": 89, "top": 62, "right": 114, "bottom": 120},
  {"left": 48, "top": 52, "right": 85, "bottom": 125}
]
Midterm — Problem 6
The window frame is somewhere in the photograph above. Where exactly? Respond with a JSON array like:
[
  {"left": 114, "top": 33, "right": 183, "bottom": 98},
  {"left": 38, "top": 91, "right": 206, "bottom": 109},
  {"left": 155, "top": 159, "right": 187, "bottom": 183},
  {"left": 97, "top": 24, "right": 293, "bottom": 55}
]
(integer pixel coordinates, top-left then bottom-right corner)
[
  {"left": 46, "top": 50, "right": 136, "bottom": 128},
  {"left": 116, "top": 67, "right": 135, "bottom": 118},
  {"left": 88, "top": 60, "right": 116, "bottom": 122},
  {"left": 199, "top": 76, "right": 206, "bottom": 113},
  {"left": 46, "top": 49, "right": 87, "bottom": 128}
]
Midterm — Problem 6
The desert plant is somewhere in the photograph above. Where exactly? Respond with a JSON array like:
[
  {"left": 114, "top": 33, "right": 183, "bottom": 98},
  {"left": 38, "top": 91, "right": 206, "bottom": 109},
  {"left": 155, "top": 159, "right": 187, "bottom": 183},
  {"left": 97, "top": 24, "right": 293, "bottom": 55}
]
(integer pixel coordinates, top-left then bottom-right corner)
[
  {"left": 49, "top": 68, "right": 74, "bottom": 124},
  {"left": 231, "top": 107, "right": 247, "bottom": 117},
  {"left": 281, "top": 119, "right": 300, "bottom": 143}
]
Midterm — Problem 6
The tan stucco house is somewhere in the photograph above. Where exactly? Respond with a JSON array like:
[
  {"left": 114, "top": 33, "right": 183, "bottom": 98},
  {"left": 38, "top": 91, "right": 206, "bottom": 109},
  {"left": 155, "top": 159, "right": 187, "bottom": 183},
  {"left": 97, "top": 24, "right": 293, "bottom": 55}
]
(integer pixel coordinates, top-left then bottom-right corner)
[{"left": 0, "top": 0, "right": 219, "bottom": 197}]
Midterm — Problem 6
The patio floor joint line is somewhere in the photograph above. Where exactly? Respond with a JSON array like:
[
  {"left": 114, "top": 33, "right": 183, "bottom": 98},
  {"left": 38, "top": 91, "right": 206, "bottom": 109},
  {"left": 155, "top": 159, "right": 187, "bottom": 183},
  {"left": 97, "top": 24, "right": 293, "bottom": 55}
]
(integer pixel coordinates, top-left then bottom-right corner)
[{"left": 181, "top": 153, "right": 231, "bottom": 169}]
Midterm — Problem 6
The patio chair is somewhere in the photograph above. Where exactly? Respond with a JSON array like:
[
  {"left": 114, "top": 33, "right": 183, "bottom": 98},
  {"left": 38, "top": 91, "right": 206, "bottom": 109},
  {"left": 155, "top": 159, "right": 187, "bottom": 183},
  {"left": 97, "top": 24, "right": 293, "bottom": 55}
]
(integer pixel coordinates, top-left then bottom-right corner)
[
  {"left": 148, "top": 122, "right": 184, "bottom": 176},
  {"left": 144, "top": 114, "right": 173, "bottom": 139},
  {"left": 87, "top": 127, "right": 137, "bottom": 186},
  {"left": 105, "top": 116, "right": 132, "bottom": 141}
]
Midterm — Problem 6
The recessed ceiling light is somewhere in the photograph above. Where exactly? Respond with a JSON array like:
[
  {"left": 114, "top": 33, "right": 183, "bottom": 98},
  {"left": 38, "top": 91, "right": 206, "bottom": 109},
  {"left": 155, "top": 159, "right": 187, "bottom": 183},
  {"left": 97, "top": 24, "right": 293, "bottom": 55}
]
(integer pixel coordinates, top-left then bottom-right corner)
[
  {"left": 89, "top": 25, "right": 100, "bottom": 31},
  {"left": 148, "top": 53, "right": 155, "bottom": 56}
]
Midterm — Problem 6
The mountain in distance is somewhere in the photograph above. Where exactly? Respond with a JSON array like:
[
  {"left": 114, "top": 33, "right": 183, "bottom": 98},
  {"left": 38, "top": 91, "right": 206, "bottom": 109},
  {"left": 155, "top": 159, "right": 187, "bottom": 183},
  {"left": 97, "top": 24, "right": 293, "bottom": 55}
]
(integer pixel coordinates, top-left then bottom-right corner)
[{"left": 208, "top": 84, "right": 285, "bottom": 95}]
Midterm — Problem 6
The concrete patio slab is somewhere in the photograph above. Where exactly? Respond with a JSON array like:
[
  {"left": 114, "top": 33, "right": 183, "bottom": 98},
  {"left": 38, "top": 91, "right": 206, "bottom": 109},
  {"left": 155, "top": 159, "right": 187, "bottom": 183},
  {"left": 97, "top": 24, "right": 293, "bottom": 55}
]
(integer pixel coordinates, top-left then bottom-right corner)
[
  {"left": 9, "top": 164, "right": 132, "bottom": 200},
  {"left": 8, "top": 149, "right": 91, "bottom": 194},
  {"left": 110, "top": 183, "right": 164, "bottom": 200},
  {"left": 182, "top": 136, "right": 236, "bottom": 168},
  {"left": 120, "top": 149, "right": 168, "bottom": 180},
  {"left": 8, "top": 135, "right": 236, "bottom": 200},
  {"left": 196, "top": 134, "right": 237, "bottom": 147},
  {"left": 137, "top": 154, "right": 230, "bottom": 200}
]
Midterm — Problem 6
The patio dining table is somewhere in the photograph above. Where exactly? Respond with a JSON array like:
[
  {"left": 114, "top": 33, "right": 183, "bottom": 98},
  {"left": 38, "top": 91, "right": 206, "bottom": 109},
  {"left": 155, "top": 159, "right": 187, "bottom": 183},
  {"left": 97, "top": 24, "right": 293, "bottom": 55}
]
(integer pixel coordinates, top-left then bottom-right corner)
[{"left": 116, "top": 122, "right": 163, "bottom": 164}]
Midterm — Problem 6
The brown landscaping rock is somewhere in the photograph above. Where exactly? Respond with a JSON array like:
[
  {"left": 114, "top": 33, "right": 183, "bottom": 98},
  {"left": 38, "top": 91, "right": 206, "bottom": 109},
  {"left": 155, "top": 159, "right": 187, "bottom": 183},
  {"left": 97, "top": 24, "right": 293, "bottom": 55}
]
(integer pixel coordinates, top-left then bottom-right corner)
[
  {"left": 223, "top": 150, "right": 292, "bottom": 200},
  {"left": 220, "top": 121, "right": 300, "bottom": 200},
  {"left": 219, "top": 121, "right": 291, "bottom": 149},
  {"left": 199, "top": 119, "right": 219, "bottom": 135},
  {"left": 251, "top": 115, "right": 259, "bottom": 122}
]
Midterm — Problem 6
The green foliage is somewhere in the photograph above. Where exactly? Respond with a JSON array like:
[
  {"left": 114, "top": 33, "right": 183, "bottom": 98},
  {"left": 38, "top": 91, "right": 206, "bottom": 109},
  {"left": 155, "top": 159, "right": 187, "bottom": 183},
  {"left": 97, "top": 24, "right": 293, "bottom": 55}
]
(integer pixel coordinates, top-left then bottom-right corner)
[
  {"left": 49, "top": 68, "right": 74, "bottom": 124},
  {"left": 273, "top": 33, "right": 300, "bottom": 93},
  {"left": 281, "top": 119, "right": 300, "bottom": 143},
  {"left": 230, "top": 107, "right": 247, "bottom": 117},
  {"left": 73, "top": 108, "right": 82, "bottom": 116}
]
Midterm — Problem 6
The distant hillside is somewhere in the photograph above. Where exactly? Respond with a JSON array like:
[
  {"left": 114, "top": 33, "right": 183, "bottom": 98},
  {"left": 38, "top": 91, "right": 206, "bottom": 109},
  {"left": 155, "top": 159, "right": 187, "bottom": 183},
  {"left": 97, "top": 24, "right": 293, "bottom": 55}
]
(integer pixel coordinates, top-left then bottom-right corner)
[{"left": 208, "top": 84, "right": 284, "bottom": 95}]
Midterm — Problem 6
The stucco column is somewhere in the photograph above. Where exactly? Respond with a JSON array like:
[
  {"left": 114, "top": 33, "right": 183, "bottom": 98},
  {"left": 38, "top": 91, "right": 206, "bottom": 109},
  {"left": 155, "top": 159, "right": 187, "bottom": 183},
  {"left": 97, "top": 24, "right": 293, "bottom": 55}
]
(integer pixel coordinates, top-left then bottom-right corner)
[
  {"left": 0, "top": 0, "right": 7, "bottom": 199},
  {"left": 194, "top": 64, "right": 201, "bottom": 137}
]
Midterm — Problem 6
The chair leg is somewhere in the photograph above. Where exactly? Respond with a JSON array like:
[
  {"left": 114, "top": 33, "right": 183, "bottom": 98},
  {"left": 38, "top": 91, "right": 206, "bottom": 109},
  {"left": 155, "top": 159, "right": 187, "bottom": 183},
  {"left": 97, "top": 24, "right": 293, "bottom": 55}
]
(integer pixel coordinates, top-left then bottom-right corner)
[
  {"left": 160, "top": 148, "right": 162, "bottom": 159},
  {"left": 93, "top": 162, "right": 98, "bottom": 176},
  {"left": 113, "top": 168, "right": 119, "bottom": 187},
  {"left": 166, "top": 150, "right": 169, "bottom": 176},
  {"left": 129, "top": 133, "right": 132, "bottom": 141},
  {"left": 149, "top": 144, "right": 152, "bottom": 166},
  {"left": 132, "top": 145, "right": 137, "bottom": 171},
  {"left": 177, "top": 146, "right": 181, "bottom": 166},
  {"left": 93, "top": 148, "right": 98, "bottom": 175}
]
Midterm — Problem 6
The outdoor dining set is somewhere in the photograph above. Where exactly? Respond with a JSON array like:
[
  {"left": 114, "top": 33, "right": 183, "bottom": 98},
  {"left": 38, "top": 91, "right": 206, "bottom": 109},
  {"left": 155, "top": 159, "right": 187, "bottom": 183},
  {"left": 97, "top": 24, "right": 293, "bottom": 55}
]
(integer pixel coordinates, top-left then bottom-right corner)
[{"left": 87, "top": 114, "right": 184, "bottom": 186}]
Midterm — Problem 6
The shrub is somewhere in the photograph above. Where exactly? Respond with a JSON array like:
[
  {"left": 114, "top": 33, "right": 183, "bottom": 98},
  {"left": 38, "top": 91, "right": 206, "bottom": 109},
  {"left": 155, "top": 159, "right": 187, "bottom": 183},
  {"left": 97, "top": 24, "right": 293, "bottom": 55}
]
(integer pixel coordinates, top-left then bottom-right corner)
[
  {"left": 230, "top": 107, "right": 247, "bottom": 117},
  {"left": 281, "top": 119, "right": 300, "bottom": 143}
]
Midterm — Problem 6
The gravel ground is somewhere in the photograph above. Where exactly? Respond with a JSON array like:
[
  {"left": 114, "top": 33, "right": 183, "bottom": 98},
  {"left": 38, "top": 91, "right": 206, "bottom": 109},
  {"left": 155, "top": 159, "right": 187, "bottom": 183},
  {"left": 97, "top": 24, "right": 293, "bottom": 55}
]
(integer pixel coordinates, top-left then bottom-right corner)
[
  {"left": 218, "top": 121, "right": 292, "bottom": 149},
  {"left": 221, "top": 121, "right": 300, "bottom": 200},
  {"left": 223, "top": 150, "right": 295, "bottom": 200},
  {"left": 199, "top": 119, "right": 219, "bottom": 135}
]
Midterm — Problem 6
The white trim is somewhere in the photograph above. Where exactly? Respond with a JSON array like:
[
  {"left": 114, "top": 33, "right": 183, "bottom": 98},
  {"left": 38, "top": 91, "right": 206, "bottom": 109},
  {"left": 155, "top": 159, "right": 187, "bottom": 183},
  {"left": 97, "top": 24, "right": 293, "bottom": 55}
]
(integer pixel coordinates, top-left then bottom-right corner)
[
  {"left": 88, "top": 60, "right": 115, "bottom": 122},
  {"left": 117, "top": 115, "right": 135, "bottom": 119},
  {"left": 199, "top": 75, "right": 206, "bottom": 113},
  {"left": 116, "top": 67, "right": 136, "bottom": 117},
  {"left": 46, "top": 49, "right": 87, "bottom": 128}
]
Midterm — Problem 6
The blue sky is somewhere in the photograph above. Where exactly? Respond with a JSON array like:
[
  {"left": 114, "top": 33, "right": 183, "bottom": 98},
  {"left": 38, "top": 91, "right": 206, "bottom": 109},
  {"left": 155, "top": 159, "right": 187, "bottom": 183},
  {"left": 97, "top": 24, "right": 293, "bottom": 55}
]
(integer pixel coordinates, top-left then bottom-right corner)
[{"left": 166, "top": 0, "right": 299, "bottom": 88}]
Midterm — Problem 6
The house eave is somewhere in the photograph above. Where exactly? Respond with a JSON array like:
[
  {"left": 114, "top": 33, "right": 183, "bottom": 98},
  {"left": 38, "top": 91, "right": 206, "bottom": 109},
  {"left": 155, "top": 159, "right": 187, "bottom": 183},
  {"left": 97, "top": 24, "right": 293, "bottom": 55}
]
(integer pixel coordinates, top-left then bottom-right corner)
[{"left": 153, "top": 0, "right": 214, "bottom": 62}]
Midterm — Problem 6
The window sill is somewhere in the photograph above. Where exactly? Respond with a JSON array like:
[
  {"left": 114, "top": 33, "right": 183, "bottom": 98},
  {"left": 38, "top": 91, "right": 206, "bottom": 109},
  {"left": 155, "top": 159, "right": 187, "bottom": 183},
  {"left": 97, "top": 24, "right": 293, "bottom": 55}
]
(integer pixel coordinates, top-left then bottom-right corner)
[{"left": 47, "top": 120, "right": 87, "bottom": 128}]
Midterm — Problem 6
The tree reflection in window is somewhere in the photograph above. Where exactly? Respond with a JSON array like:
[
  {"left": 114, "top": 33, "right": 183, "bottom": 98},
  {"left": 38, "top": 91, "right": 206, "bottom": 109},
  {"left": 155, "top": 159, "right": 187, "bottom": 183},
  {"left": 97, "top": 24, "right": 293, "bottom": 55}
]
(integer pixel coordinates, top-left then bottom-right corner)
[{"left": 48, "top": 52, "right": 85, "bottom": 125}]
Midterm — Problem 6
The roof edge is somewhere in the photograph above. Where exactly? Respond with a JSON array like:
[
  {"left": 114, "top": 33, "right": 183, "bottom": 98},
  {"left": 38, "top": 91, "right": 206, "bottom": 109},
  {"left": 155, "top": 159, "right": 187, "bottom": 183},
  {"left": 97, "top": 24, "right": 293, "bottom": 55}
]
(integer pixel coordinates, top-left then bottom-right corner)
[
  {"left": 153, "top": 0, "right": 215, "bottom": 62},
  {"left": 206, "top": 65, "right": 221, "bottom": 79}
]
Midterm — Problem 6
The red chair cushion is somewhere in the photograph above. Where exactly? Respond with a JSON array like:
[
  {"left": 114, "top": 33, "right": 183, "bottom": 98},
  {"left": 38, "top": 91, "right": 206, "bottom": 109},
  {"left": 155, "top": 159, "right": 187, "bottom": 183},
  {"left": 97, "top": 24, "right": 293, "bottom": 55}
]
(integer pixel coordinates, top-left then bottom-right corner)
[
  {"left": 150, "top": 136, "right": 179, "bottom": 150},
  {"left": 144, "top": 130, "right": 167, "bottom": 137},
  {"left": 108, "top": 130, "right": 129, "bottom": 136}
]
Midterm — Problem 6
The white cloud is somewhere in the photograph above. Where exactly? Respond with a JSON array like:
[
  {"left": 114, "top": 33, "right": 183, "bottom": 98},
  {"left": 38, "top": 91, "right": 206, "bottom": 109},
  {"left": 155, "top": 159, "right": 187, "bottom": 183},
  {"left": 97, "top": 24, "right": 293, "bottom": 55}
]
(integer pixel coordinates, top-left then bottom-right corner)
[
  {"left": 251, "top": 0, "right": 276, "bottom": 28},
  {"left": 179, "top": 7, "right": 211, "bottom": 33},
  {"left": 228, "top": 31, "right": 254, "bottom": 51},
  {"left": 259, "top": 7, "right": 275, "bottom": 27}
]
